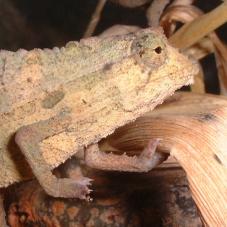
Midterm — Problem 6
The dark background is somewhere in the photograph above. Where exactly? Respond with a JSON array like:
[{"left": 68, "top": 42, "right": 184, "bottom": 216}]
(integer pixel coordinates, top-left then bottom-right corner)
[{"left": 0, "top": 0, "right": 226, "bottom": 93}]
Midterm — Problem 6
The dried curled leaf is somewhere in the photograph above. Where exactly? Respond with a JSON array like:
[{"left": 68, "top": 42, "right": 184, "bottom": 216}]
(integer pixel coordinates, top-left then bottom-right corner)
[
  {"left": 159, "top": 1, "right": 227, "bottom": 94},
  {"left": 101, "top": 92, "right": 227, "bottom": 226},
  {"left": 210, "top": 33, "right": 227, "bottom": 95},
  {"left": 160, "top": 4, "right": 202, "bottom": 37}
]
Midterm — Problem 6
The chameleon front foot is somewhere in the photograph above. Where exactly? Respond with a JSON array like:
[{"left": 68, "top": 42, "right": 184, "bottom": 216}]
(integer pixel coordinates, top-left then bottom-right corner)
[{"left": 85, "top": 139, "right": 167, "bottom": 172}]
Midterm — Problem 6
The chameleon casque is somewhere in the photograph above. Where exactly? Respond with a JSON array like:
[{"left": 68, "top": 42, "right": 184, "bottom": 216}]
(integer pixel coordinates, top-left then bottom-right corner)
[{"left": 0, "top": 28, "right": 198, "bottom": 215}]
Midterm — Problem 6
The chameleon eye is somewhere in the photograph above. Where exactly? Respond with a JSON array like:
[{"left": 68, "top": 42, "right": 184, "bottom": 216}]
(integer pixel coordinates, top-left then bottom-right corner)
[
  {"left": 154, "top": 46, "right": 162, "bottom": 54},
  {"left": 131, "top": 33, "right": 167, "bottom": 69}
]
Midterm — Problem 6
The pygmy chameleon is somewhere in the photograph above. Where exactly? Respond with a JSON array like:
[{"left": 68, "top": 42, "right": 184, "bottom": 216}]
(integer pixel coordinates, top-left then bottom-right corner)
[{"left": 0, "top": 28, "right": 198, "bottom": 202}]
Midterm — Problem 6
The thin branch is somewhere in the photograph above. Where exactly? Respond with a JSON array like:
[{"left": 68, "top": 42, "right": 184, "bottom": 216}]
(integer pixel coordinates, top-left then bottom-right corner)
[{"left": 83, "top": 0, "right": 107, "bottom": 38}]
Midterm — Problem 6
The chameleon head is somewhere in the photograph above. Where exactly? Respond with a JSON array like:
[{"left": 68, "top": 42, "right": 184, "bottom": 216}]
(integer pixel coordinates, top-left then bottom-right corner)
[{"left": 114, "top": 28, "right": 198, "bottom": 112}]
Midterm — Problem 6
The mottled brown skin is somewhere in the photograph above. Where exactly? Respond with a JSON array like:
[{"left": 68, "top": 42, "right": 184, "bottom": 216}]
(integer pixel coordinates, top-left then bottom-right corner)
[{"left": 0, "top": 27, "right": 197, "bottom": 217}]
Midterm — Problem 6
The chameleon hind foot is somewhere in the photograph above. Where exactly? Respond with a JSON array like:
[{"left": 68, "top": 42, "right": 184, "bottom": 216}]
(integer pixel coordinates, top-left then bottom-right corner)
[
  {"left": 15, "top": 116, "right": 92, "bottom": 200},
  {"left": 85, "top": 139, "right": 167, "bottom": 172}
]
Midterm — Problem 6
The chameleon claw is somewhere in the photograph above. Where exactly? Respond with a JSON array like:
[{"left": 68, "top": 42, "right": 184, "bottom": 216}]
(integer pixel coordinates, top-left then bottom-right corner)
[
  {"left": 139, "top": 138, "right": 161, "bottom": 159},
  {"left": 86, "top": 196, "right": 93, "bottom": 202},
  {"left": 137, "top": 138, "right": 168, "bottom": 171},
  {"left": 79, "top": 177, "right": 93, "bottom": 186}
]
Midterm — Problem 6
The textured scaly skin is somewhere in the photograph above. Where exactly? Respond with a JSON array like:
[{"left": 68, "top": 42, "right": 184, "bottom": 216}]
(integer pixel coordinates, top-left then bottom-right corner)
[{"left": 0, "top": 28, "right": 198, "bottom": 198}]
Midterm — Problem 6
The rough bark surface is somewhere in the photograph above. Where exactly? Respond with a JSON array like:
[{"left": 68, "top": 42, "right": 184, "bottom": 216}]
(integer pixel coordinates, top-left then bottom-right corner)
[{"left": 5, "top": 158, "right": 202, "bottom": 227}]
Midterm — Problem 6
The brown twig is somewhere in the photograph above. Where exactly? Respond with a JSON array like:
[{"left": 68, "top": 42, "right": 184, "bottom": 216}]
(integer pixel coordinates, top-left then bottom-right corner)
[
  {"left": 111, "top": 0, "right": 150, "bottom": 8},
  {"left": 146, "top": 0, "right": 171, "bottom": 27},
  {"left": 83, "top": 0, "right": 107, "bottom": 38},
  {"left": 169, "top": 2, "right": 227, "bottom": 49}
]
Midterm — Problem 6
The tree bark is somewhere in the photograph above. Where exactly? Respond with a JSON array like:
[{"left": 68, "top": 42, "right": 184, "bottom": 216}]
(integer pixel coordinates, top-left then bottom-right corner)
[{"left": 5, "top": 158, "right": 202, "bottom": 227}]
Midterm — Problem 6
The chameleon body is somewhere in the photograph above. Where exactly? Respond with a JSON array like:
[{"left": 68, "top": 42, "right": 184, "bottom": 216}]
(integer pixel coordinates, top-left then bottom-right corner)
[{"left": 0, "top": 28, "right": 198, "bottom": 201}]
